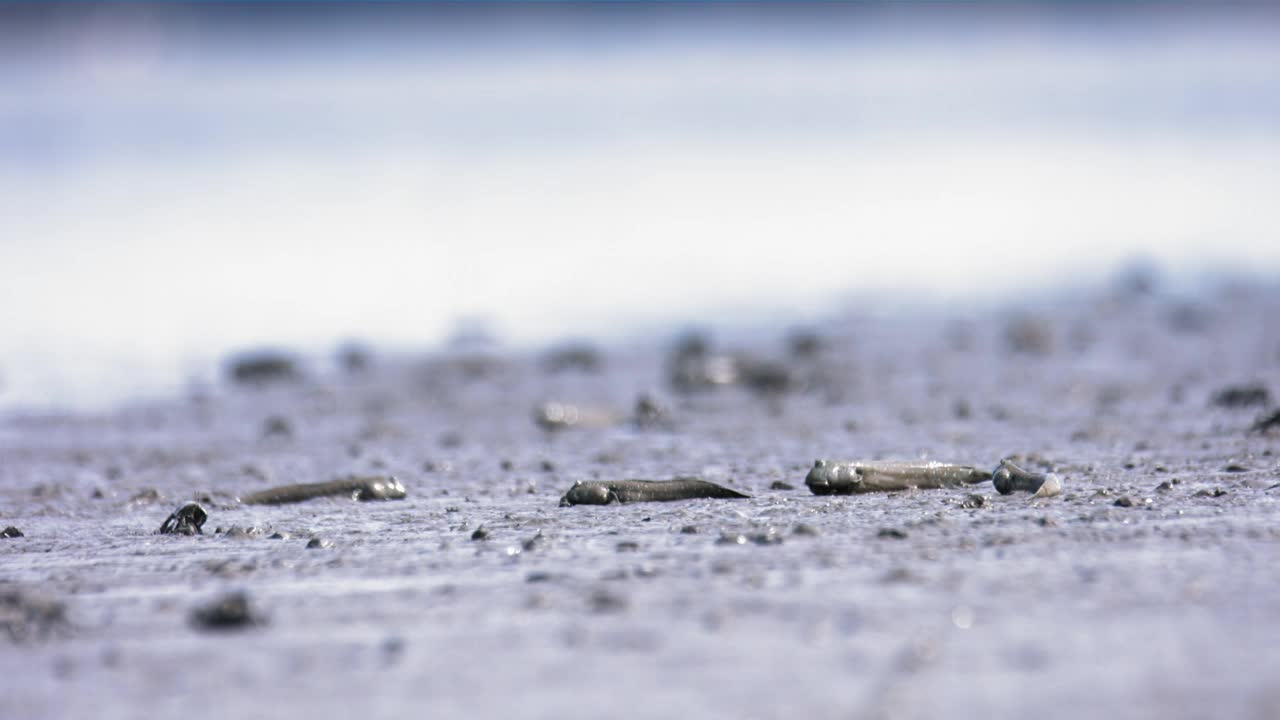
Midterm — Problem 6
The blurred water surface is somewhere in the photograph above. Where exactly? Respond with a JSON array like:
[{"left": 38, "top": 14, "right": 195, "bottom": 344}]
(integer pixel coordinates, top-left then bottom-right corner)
[{"left": 2, "top": 3, "right": 1278, "bottom": 409}]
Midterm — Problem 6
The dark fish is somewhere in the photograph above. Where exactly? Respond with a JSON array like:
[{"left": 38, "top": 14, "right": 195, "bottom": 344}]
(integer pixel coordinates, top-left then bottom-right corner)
[
  {"left": 240, "top": 476, "right": 406, "bottom": 505},
  {"left": 560, "top": 478, "right": 749, "bottom": 506}
]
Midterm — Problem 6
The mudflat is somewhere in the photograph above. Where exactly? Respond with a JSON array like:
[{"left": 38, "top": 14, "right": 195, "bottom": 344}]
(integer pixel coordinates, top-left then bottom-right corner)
[{"left": 2, "top": 282, "right": 1279, "bottom": 719}]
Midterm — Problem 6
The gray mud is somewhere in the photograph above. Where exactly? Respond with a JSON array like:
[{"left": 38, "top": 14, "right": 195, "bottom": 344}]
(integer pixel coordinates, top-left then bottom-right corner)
[{"left": 3, "top": 284, "right": 1280, "bottom": 719}]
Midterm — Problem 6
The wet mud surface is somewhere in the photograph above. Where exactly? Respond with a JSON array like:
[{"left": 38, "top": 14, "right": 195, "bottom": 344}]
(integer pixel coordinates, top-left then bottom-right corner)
[{"left": 3, "top": 284, "right": 1280, "bottom": 719}]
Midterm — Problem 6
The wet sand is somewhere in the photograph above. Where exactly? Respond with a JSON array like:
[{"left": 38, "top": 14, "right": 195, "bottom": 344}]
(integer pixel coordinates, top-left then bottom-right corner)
[{"left": 2, "top": 282, "right": 1279, "bottom": 719}]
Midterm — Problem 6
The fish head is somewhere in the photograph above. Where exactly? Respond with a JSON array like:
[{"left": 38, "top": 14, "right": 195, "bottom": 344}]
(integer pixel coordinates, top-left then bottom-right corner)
[{"left": 560, "top": 481, "right": 615, "bottom": 506}]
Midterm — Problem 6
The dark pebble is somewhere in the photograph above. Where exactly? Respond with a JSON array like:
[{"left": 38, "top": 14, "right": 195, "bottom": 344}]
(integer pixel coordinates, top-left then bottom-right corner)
[
  {"left": 787, "top": 328, "right": 824, "bottom": 358},
  {"left": 680, "top": 525, "right": 699, "bottom": 535},
  {"left": 1210, "top": 384, "right": 1270, "bottom": 409},
  {"left": 587, "top": 588, "right": 628, "bottom": 613},
  {"left": 225, "top": 350, "right": 299, "bottom": 386},
  {"left": 1224, "top": 464, "right": 1250, "bottom": 473},
  {"left": 336, "top": 342, "right": 372, "bottom": 374},
  {"left": 769, "top": 481, "right": 796, "bottom": 491},
  {"left": 1004, "top": 315, "right": 1053, "bottom": 354},
  {"left": 261, "top": 416, "right": 293, "bottom": 439},
  {"left": 1113, "top": 496, "right": 1134, "bottom": 508},
  {"left": 750, "top": 529, "right": 783, "bottom": 546},
  {"left": 471, "top": 526, "right": 490, "bottom": 541},
  {"left": 632, "top": 393, "right": 669, "bottom": 429},
  {"left": 190, "top": 591, "right": 263, "bottom": 631},
  {"left": 877, "top": 528, "right": 908, "bottom": 539},
  {"left": 306, "top": 538, "right": 333, "bottom": 549},
  {"left": 130, "top": 488, "right": 161, "bottom": 503},
  {"left": 1, "top": 526, "right": 24, "bottom": 538},
  {"left": 1193, "top": 488, "right": 1228, "bottom": 498},
  {"left": 540, "top": 342, "right": 602, "bottom": 374},
  {"left": 715, "top": 533, "right": 747, "bottom": 546}
]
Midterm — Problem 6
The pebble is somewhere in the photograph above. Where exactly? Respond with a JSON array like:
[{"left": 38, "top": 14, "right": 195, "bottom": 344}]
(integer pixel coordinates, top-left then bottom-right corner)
[{"left": 190, "top": 591, "right": 263, "bottom": 631}]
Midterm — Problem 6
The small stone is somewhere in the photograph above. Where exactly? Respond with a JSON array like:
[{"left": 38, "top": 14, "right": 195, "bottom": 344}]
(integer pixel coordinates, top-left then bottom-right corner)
[
  {"left": 261, "top": 415, "right": 293, "bottom": 439},
  {"left": 1193, "top": 488, "right": 1228, "bottom": 498},
  {"left": 632, "top": 393, "right": 669, "bottom": 429},
  {"left": 130, "top": 488, "right": 161, "bottom": 504},
  {"left": 471, "top": 526, "right": 490, "bottom": 541},
  {"left": 587, "top": 588, "right": 627, "bottom": 613},
  {"left": 680, "top": 525, "right": 699, "bottom": 535},
  {"left": 769, "top": 481, "right": 796, "bottom": 491},
  {"left": 1155, "top": 481, "right": 1174, "bottom": 492},
  {"left": 190, "top": 591, "right": 263, "bottom": 631},
  {"left": 306, "top": 538, "right": 333, "bottom": 549},
  {"left": 749, "top": 529, "right": 783, "bottom": 546},
  {"left": 225, "top": 350, "right": 299, "bottom": 386},
  {"left": 1113, "top": 496, "right": 1134, "bottom": 508},
  {"left": 0, "top": 588, "right": 68, "bottom": 642},
  {"left": 1210, "top": 384, "right": 1270, "bottom": 409},
  {"left": 877, "top": 528, "right": 908, "bottom": 539},
  {"left": 715, "top": 532, "right": 747, "bottom": 546},
  {"left": 1223, "top": 464, "right": 1250, "bottom": 473},
  {"left": 1, "top": 526, "right": 24, "bottom": 538}
]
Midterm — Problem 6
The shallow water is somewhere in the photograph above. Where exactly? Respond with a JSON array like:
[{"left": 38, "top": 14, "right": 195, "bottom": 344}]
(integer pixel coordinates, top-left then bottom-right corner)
[{"left": 3, "top": 283, "right": 1279, "bottom": 719}]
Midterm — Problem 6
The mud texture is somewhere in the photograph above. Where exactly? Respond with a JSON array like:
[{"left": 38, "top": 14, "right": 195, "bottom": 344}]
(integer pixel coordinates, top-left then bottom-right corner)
[{"left": 2, "top": 282, "right": 1280, "bottom": 720}]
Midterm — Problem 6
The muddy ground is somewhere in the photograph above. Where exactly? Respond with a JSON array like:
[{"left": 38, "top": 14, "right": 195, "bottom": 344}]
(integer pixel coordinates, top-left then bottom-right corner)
[{"left": 2, "top": 281, "right": 1279, "bottom": 720}]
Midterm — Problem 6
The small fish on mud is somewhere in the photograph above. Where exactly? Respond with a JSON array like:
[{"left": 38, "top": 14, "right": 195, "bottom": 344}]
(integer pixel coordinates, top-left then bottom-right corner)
[
  {"left": 158, "top": 502, "right": 209, "bottom": 535},
  {"left": 805, "top": 460, "right": 989, "bottom": 495},
  {"left": 560, "top": 478, "right": 750, "bottom": 506},
  {"left": 240, "top": 476, "right": 406, "bottom": 505},
  {"left": 991, "top": 458, "right": 1063, "bottom": 498}
]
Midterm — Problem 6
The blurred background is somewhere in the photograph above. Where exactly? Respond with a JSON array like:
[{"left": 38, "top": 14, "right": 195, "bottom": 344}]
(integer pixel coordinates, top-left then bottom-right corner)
[{"left": 2, "top": 2, "right": 1278, "bottom": 410}]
